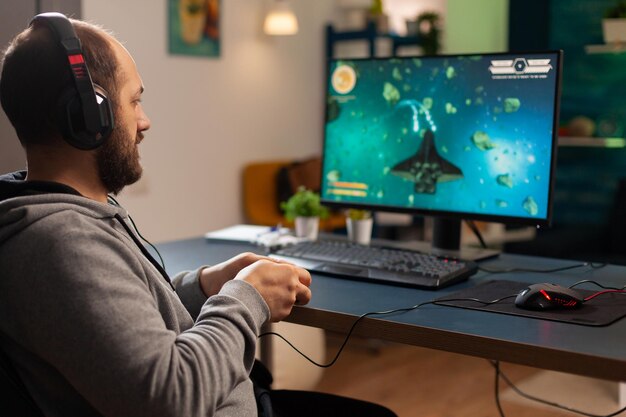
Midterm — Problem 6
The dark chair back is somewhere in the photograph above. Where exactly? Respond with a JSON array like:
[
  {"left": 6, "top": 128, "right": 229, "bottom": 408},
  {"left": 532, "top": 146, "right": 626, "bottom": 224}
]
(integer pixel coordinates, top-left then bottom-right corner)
[{"left": 0, "top": 346, "right": 44, "bottom": 417}]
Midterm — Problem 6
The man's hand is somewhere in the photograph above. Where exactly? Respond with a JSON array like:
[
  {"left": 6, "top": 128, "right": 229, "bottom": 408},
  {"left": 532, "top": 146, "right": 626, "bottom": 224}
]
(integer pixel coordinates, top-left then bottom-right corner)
[
  {"left": 199, "top": 253, "right": 312, "bottom": 321},
  {"left": 199, "top": 252, "right": 267, "bottom": 297},
  {"left": 235, "top": 260, "right": 312, "bottom": 322}
]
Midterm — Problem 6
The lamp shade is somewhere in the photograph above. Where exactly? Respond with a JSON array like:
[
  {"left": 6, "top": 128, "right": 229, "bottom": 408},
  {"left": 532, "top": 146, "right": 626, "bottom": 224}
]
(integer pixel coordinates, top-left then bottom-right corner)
[{"left": 264, "top": 1, "right": 299, "bottom": 35}]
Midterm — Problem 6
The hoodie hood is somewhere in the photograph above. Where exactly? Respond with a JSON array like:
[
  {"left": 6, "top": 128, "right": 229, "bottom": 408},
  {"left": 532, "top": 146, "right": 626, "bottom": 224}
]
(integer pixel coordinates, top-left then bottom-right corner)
[
  {"left": 0, "top": 171, "right": 82, "bottom": 201},
  {"left": 0, "top": 170, "right": 128, "bottom": 247}
]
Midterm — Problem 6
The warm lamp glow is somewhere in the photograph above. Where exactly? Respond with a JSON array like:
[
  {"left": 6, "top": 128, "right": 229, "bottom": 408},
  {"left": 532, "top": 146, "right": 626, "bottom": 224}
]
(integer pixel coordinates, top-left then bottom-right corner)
[{"left": 264, "top": 1, "right": 299, "bottom": 35}]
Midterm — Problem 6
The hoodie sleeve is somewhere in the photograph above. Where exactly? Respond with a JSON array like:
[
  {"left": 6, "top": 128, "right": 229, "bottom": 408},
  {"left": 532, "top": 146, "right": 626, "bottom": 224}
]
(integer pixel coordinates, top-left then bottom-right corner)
[
  {"left": 3, "top": 210, "right": 269, "bottom": 417},
  {"left": 172, "top": 268, "right": 209, "bottom": 319}
]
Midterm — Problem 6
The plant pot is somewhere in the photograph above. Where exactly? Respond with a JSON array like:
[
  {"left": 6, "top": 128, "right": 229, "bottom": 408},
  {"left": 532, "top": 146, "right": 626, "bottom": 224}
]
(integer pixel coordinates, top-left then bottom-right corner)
[
  {"left": 405, "top": 19, "right": 419, "bottom": 36},
  {"left": 295, "top": 216, "right": 319, "bottom": 240},
  {"left": 347, "top": 217, "right": 373, "bottom": 245},
  {"left": 602, "top": 18, "right": 626, "bottom": 43},
  {"left": 367, "top": 13, "right": 389, "bottom": 34}
]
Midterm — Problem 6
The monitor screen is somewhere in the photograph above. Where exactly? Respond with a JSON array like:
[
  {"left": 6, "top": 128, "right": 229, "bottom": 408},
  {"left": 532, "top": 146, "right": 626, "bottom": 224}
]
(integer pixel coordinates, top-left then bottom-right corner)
[{"left": 321, "top": 51, "right": 562, "bottom": 226}]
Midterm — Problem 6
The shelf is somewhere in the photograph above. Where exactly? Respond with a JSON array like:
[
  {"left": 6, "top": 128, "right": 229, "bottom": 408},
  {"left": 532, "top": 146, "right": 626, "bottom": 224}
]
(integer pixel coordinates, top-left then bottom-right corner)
[
  {"left": 585, "top": 43, "right": 626, "bottom": 54},
  {"left": 326, "top": 22, "right": 424, "bottom": 58},
  {"left": 558, "top": 136, "right": 626, "bottom": 148}
]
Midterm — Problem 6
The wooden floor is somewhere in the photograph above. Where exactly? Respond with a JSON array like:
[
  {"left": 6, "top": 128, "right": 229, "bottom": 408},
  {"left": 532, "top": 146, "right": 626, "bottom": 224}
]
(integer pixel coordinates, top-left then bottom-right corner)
[{"left": 313, "top": 333, "right": 574, "bottom": 417}]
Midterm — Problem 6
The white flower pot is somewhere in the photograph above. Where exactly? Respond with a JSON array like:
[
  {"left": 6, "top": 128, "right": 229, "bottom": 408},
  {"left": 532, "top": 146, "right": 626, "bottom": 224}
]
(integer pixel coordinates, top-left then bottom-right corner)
[
  {"left": 295, "top": 216, "right": 319, "bottom": 240},
  {"left": 347, "top": 217, "right": 373, "bottom": 245},
  {"left": 603, "top": 18, "right": 626, "bottom": 43}
]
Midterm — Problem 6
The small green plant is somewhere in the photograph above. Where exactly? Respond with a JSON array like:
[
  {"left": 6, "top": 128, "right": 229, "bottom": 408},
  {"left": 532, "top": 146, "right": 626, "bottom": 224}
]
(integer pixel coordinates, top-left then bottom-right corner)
[
  {"left": 606, "top": 1, "right": 626, "bottom": 18},
  {"left": 369, "top": 0, "right": 384, "bottom": 16},
  {"left": 416, "top": 11, "right": 441, "bottom": 55},
  {"left": 281, "top": 187, "right": 329, "bottom": 221},
  {"left": 346, "top": 208, "right": 372, "bottom": 221}
]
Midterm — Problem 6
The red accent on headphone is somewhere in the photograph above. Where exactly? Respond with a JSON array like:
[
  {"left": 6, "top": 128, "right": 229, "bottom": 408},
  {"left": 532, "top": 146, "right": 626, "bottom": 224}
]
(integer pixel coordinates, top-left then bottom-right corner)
[
  {"left": 68, "top": 54, "right": 85, "bottom": 65},
  {"left": 72, "top": 66, "right": 87, "bottom": 78}
]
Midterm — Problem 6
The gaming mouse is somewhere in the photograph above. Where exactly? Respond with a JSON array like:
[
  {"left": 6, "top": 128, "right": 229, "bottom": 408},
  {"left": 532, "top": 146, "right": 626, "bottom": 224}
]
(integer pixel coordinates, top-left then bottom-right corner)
[{"left": 515, "top": 283, "right": 584, "bottom": 311}]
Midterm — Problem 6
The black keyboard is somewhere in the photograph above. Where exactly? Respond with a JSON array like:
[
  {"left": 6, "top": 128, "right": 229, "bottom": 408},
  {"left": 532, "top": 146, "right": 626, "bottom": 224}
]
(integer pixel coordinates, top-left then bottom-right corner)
[{"left": 272, "top": 240, "right": 478, "bottom": 289}]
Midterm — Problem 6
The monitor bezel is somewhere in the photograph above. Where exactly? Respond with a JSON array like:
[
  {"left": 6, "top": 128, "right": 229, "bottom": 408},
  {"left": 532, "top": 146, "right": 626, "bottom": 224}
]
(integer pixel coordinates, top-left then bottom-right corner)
[{"left": 320, "top": 50, "right": 563, "bottom": 227}]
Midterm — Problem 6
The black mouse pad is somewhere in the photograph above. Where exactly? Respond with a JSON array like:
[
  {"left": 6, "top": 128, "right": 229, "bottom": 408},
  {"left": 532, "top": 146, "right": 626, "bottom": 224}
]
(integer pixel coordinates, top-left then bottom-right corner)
[{"left": 434, "top": 280, "right": 626, "bottom": 327}]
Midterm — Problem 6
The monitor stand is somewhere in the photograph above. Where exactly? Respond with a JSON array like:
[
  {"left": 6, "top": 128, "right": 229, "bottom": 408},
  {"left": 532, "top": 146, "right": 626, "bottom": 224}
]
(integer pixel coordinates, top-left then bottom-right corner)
[
  {"left": 386, "top": 218, "right": 500, "bottom": 262},
  {"left": 431, "top": 217, "right": 500, "bottom": 261}
]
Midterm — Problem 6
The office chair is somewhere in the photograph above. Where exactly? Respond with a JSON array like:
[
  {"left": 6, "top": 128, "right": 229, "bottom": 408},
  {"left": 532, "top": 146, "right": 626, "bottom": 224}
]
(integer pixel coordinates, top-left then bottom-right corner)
[
  {"left": 251, "top": 360, "right": 397, "bottom": 417},
  {"left": 0, "top": 344, "right": 395, "bottom": 416},
  {"left": 0, "top": 346, "right": 44, "bottom": 417},
  {"left": 242, "top": 159, "right": 292, "bottom": 227}
]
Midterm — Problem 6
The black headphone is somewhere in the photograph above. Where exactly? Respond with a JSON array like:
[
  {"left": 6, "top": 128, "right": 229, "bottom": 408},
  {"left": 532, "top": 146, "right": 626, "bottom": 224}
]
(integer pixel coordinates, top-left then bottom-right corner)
[{"left": 29, "top": 12, "right": 114, "bottom": 150}]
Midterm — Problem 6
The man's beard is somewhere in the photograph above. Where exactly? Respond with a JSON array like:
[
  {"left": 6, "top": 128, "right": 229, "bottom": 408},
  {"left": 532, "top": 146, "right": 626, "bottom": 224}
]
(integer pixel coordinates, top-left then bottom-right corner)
[{"left": 96, "top": 125, "right": 143, "bottom": 195}]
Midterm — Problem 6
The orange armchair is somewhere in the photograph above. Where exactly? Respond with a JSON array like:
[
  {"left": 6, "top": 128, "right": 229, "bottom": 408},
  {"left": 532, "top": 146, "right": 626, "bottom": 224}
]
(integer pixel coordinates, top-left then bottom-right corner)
[{"left": 242, "top": 159, "right": 345, "bottom": 231}]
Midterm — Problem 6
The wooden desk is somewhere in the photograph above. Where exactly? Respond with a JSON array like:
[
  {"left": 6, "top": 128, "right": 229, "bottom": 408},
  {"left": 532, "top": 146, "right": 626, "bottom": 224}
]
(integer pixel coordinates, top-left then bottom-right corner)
[{"left": 157, "top": 237, "right": 626, "bottom": 382}]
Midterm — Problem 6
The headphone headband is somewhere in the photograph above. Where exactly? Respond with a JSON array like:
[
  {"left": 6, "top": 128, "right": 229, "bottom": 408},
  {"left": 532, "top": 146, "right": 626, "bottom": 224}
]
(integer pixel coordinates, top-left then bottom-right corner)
[{"left": 29, "top": 12, "right": 114, "bottom": 150}]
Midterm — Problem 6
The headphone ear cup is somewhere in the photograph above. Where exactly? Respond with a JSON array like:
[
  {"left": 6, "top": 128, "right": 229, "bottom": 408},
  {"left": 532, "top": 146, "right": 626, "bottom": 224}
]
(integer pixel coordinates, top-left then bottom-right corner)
[
  {"left": 93, "top": 84, "right": 114, "bottom": 142},
  {"left": 56, "top": 85, "right": 114, "bottom": 150},
  {"left": 56, "top": 87, "right": 85, "bottom": 149}
]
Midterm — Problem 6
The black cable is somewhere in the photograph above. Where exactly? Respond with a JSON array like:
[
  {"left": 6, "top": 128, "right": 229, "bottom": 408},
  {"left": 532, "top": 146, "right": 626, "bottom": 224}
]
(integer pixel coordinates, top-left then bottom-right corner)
[
  {"left": 107, "top": 195, "right": 121, "bottom": 206},
  {"left": 491, "top": 361, "right": 626, "bottom": 417},
  {"left": 478, "top": 262, "right": 606, "bottom": 274},
  {"left": 494, "top": 361, "right": 506, "bottom": 417},
  {"left": 466, "top": 220, "right": 487, "bottom": 249},
  {"left": 437, "top": 294, "right": 518, "bottom": 305},
  {"left": 114, "top": 213, "right": 175, "bottom": 291},
  {"left": 569, "top": 279, "right": 626, "bottom": 291},
  {"left": 107, "top": 195, "right": 166, "bottom": 270},
  {"left": 261, "top": 300, "right": 435, "bottom": 368},
  {"left": 263, "top": 291, "right": 626, "bottom": 415},
  {"left": 125, "top": 214, "right": 166, "bottom": 270},
  {"left": 259, "top": 295, "right": 517, "bottom": 368}
]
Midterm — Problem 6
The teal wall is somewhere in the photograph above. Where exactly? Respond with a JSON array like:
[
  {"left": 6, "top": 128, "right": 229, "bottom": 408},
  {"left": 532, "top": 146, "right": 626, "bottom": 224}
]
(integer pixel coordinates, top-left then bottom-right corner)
[{"left": 444, "top": 0, "right": 509, "bottom": 54}]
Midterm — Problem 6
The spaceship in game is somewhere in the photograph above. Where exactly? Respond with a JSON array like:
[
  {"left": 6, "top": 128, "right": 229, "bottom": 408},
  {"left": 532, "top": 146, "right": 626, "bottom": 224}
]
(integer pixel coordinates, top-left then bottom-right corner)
[{"left": 391, "top": 129, "right": 464, "bottom": 194}]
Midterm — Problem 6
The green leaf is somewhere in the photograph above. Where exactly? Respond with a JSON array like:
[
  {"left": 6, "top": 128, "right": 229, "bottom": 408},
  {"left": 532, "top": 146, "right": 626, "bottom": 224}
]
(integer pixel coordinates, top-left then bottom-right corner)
[{"left": 281, "top": 186, "right": 329, "bottom": 221}]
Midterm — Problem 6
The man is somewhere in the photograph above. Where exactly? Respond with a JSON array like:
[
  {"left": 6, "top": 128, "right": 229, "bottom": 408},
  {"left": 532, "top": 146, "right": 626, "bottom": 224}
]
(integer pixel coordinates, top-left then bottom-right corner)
[
  {"left": 0, "top": 12, "right": 399, "bottom": 417},
  {"left": 0, "top": 13, "right": 313, "bottom": 417}
]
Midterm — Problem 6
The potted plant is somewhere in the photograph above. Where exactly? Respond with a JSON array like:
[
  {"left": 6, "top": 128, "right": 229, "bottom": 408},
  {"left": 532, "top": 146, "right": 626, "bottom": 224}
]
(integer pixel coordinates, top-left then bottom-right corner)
[
  {"left": 416, "top": 11, "right": 441, "bottom": 55},
  {"left": 603, "top": 1, "right": 626, "bottom": 44},
  {"left": 346, "top": 208, "right": 373, "bottom": 245},
  {"left": 281, "top": 187, "right": 329, "bottom": 239},
  {"left": 367, "top": 0, "right": 389, "bottom": 33}
]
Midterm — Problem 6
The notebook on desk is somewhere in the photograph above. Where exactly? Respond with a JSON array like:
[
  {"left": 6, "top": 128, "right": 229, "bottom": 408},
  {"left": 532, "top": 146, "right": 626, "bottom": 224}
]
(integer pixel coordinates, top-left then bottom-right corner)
[
  {"left": 271, "top": 238, "right": 478, "bottom": 290},
  {"left": 204, "top": 224, "right": 304, "bottom": 248}
]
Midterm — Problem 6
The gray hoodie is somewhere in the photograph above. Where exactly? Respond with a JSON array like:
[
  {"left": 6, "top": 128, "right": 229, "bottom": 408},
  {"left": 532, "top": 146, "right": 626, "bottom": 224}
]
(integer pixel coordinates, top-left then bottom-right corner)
[{"left": 0, "top": 171, "right": 269, "bottom": 417}]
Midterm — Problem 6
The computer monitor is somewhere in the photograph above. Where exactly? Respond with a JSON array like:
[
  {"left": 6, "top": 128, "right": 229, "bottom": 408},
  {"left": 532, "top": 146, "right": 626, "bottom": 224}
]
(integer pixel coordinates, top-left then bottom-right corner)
[{"left": 321, "top": 51, "right": 562, "bottom": 258}]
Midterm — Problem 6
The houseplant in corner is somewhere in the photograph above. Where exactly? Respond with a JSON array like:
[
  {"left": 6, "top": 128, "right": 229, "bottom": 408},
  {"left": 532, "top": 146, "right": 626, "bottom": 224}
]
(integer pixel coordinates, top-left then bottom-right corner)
[
  {"left": 416, "top": 11, "right": 441, "bottom": 55},
  {"left": 603, "top": 1, "right": 626, "bottom": 44},
  {"left": 281, "top": 187, "right": 329, "bottom": 240},
  {"left": 367, "top": 0, "right": 389, "bottom": 33},
  {"left": 405, "top": 11, "right": 441, "bottom": 55},
  {"left": 346, "top": 208, "right": 373, "bottom": 245}
]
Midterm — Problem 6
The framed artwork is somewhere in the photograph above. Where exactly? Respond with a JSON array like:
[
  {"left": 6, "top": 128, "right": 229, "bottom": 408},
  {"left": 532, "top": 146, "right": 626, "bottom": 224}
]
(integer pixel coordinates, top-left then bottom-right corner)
[{"left": 168, "top": 0, "right": 220, "bottom": 58}]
